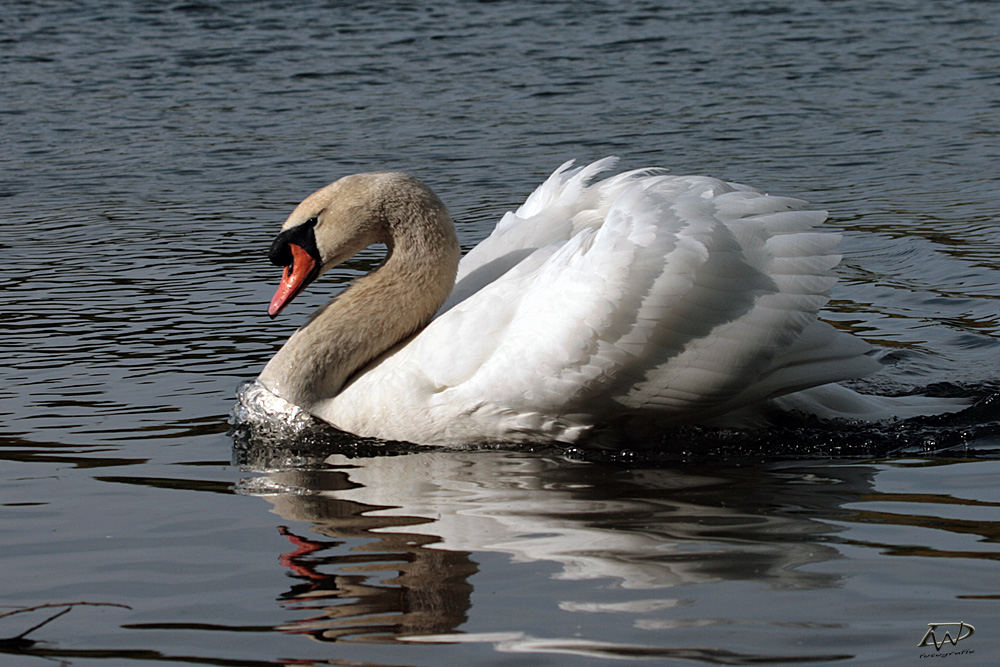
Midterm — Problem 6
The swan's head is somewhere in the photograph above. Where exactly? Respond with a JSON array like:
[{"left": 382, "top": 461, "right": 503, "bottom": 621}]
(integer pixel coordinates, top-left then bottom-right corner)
[{"left": 266, "top": 171, "right": 448, "bottom": 318}]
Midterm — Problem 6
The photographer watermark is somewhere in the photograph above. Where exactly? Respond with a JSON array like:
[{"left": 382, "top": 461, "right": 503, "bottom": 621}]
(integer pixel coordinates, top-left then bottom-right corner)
[{"left": 918, "top": 622, "right": 975, "bottom": 659}]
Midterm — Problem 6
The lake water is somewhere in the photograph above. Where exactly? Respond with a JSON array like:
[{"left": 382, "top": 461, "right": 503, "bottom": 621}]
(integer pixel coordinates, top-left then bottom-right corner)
[{"left": 3, "top": 1, "right": 1000, "bottom": 665}]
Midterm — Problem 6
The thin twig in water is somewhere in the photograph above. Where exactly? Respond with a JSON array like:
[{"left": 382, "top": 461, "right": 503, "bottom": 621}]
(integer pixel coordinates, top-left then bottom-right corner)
[
  {"left": 0, "top": 601, "right": 132, "bottom": 622},
  {"left": 0, "top": 601, "right": 132, "bottom": 646},
  {"left": 10, "top": 607, "right": 72, "bottom": 641}
]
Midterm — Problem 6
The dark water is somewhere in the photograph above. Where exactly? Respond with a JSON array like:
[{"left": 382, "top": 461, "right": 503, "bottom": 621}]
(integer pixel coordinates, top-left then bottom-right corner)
[{"left": 3, "top": 1, "right": 1000, "bottom": 665}]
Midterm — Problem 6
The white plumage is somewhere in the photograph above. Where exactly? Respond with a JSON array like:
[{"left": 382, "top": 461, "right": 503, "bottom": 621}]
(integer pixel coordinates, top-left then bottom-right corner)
[{"left": 251, "top": 158, "right": 965, "bottom": 445}]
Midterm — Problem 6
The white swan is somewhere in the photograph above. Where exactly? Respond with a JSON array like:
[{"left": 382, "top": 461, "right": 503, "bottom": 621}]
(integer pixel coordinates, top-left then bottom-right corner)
[{"left": 252, "top": 158, "right": 966, "bottom": 445}]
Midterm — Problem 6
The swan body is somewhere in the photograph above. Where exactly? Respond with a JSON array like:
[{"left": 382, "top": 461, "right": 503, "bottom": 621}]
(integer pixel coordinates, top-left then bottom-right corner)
[{"left": 253, "top": 158, "right": 965, "bottom": 445}]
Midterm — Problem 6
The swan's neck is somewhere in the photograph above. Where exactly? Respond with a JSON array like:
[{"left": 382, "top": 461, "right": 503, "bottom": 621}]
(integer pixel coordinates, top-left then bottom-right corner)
[{"left": 259, "top": 209, "right": 460, "bottom": 412}]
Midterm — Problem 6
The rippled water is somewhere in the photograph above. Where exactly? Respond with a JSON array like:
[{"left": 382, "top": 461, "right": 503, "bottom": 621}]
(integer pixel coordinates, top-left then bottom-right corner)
[{"left": 3, "top": 1, "right": 1000, "bottom": 665}]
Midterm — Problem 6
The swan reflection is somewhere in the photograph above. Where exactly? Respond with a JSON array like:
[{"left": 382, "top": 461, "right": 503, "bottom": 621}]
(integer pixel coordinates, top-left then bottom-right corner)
[
  {"left": 262, "top": 467, "right": 478, "bottom": 643},
  {"left": 236, "top": 447, "right": 865, "bottom": 647}
]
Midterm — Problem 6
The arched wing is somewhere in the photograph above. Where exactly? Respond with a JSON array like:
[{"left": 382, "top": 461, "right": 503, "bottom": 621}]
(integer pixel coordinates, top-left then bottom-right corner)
[{"left": 416, "top": 173, "right": 863, "bottom": 424}]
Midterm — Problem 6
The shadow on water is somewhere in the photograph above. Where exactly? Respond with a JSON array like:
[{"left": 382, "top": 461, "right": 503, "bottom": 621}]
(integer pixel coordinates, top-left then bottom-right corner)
[{"left": 230, "top": 378, "right": 1000, "bottom": 466}]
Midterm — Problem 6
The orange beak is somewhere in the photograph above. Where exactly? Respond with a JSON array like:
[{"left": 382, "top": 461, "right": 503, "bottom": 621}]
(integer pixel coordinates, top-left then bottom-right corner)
[{"left": 268, "top": 243, "right": 319, "bottom": 318}]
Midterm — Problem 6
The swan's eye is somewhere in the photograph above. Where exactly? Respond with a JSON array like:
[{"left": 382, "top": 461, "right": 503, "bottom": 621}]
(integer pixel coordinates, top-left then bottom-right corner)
[{"left": 269, "top": 217, "right": 322, "bottom": 267}]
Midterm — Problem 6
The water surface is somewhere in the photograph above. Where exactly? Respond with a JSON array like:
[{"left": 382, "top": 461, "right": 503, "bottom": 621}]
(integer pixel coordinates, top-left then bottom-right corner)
[{"left": 2, "top": 1, "right": 1000, "bottom": 665}]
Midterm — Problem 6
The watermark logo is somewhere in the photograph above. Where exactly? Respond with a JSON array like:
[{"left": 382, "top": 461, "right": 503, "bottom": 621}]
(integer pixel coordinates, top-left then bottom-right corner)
[{"left": 918, "top": 622, "right": 975, "bottom": 651}]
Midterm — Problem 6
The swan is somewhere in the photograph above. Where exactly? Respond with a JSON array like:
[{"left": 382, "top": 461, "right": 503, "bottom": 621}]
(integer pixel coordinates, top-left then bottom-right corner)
[{"left": 249, "top": 158, "right": 966, "bottom": 445}]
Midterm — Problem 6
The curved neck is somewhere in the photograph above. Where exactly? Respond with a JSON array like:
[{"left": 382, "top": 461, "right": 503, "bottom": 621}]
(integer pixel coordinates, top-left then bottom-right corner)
[{"left": 259, "top": 209, "right": 460, "bottom": 411}]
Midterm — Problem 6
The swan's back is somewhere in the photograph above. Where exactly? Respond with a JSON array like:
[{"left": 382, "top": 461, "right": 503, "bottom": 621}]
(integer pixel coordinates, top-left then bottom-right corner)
[{"left": 314, "top": 160, "right": 945, "bottom": 444}]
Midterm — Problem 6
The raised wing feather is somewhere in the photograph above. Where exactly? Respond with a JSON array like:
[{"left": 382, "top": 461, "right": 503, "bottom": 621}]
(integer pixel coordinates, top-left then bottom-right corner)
[
  {"left": 466, "top": 170, "right": 847, "bottom": 410},
  {"left": 443, "top": 158, "right": 658, "bottom": 309}
]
